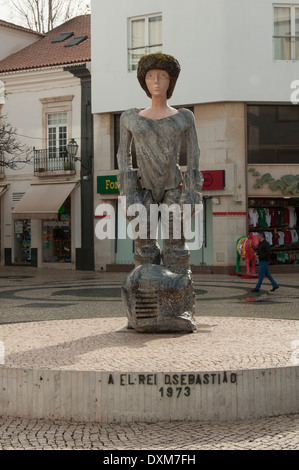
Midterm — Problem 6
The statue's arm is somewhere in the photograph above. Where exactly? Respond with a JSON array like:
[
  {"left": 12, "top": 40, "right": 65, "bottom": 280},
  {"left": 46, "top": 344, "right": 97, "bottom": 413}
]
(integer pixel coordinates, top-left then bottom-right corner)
[
  {"left": 185, "top": 112, "right": 200, "bottom": 172},
  {"left": 117, "top": 113, "right": 138, "bottom": 196},
  {"left": 181, "top": 112, "right": 203, "bottom": 208}
]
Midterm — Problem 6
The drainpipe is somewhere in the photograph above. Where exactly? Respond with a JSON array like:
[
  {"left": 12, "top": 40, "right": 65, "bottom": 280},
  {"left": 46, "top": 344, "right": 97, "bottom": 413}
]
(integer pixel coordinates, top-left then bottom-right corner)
[{"left": 64, "top": 64, "right": 94, "bottom": 271}]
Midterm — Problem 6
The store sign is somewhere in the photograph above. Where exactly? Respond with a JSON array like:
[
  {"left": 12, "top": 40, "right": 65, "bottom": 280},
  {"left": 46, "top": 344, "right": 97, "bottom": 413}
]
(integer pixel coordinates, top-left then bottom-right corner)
[
  {"left": 201, "top": 170, "right": 225, "bottom": 190},
  {"left": 97, "top": 170, "right": 225, "bottom": 194},
  {"left": 97, "top": 175, "right": 119, "bottom": 194}
]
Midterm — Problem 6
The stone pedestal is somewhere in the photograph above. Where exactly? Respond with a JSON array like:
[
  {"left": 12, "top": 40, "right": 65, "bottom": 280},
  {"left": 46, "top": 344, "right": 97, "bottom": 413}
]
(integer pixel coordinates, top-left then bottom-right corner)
[{"left": 121, "top": 264, "right": 196, "bottom": 333}]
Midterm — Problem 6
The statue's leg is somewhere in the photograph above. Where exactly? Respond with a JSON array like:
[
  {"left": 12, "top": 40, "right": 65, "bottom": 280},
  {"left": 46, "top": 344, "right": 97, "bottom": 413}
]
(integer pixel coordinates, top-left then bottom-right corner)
[
  {"left": 122, "top": 189, "right": 197, "bottom": 333},
  {"left": 161, "top": 189, "right": 190, "bottom": 274},
  {"left": 132, "top": 190, "right": 161, "bottom": 266}
]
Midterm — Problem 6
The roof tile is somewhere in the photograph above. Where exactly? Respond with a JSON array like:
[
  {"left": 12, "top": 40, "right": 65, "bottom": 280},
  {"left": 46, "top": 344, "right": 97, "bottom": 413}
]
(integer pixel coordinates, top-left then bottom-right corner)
[{"left": 0, "top": 15, "right": 90, "bottom": 73}]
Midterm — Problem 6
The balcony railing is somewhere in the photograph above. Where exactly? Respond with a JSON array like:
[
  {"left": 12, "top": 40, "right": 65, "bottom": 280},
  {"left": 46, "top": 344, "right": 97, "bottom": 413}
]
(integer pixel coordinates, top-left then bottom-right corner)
[{"left": 33, "top": 147, "right": 76, "bottom": 173}]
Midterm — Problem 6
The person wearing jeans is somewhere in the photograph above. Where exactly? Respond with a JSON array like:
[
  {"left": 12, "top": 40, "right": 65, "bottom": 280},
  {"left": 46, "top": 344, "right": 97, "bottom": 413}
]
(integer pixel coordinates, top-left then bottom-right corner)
[{"left": 252, "top": 232, "right": 279, "bottom": 293}]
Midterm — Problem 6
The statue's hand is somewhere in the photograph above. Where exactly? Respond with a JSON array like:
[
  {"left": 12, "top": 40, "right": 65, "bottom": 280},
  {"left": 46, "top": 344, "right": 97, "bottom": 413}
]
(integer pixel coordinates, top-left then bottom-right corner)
[
  {"left": 180, "top": 169, "right": 203, "bottom": 217},
  {"left": 125, "top": 190, "right": 145, "bottom": 222},
  {"left": 184, "top": 169, "right": 203, "bottom": 193},
  {"left": 180, "top": 189, "right": 202, "bottom": 219}
]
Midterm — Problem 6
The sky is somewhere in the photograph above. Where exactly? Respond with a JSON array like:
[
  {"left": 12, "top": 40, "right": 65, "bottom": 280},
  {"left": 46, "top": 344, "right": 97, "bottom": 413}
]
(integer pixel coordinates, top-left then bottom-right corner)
[
  {"left": 0, "top": 0, "right": 90, "bottom": 27},
  {"left": 0, "top": 1, "right": 13, "bottom": 23}
]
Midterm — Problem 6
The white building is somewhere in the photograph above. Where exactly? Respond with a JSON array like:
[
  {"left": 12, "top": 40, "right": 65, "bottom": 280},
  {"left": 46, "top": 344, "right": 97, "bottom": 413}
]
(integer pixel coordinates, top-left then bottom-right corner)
[
  {"left": 91, "top": 0, "right": 299, "bottom": 272},
  {"left": 0, "top": 15, "right": 94, "bottom": 270},
  {"left": 0, "top": 19, "right": 42, "bottom": 61}
]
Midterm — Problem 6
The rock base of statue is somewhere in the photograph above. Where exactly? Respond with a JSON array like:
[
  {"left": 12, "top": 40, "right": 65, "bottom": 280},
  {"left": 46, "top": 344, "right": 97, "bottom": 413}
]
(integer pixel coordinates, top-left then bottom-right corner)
[{"left": 122, "top": 264, "right": 197, "bottom": 333}]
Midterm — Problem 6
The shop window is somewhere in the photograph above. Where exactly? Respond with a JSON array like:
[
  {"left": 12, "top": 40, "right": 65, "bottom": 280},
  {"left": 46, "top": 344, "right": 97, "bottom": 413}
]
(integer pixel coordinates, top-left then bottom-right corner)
[
  {"left": 247, "top": 105, "right": 299, "bottom": 164},
  {"left": 248, "top": 197, "right": 299, "bottom": 265},
  {"left": 14, "top": 219, "right": 31, "bottom": 264},
  {"left": 42, "top": 196, "right": 71, "bottom": 263}
]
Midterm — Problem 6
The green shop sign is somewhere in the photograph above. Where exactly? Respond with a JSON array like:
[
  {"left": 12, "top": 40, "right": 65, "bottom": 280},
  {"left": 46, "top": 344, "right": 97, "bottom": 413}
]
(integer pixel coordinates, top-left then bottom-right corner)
[{"left": 97, "top": 175, "right": 119, "bottom": 194}]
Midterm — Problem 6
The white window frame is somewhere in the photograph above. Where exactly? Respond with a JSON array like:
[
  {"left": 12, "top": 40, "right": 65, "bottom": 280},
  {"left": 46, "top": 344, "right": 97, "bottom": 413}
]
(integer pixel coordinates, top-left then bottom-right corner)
[
  {"left": 273, "top": 4, "right": 299, "bottom": 60},
  {"left": 40, "top": 95, "right": 74, "bottom": 161},
  {"left": 47, "top": 112, "right": 68, "bottom": 158},
  {"left": 128, "top": 13, "right": 162, "bottom": 72}
]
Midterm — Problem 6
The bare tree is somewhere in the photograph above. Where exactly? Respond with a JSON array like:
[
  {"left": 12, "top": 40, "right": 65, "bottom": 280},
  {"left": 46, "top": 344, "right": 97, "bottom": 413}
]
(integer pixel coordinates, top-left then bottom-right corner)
[
  {"left": 0, "top": 116, "right": 32, "bottom": 169},
  {"left": 7, "top": 0, "right": 90, "bottom": 33}
]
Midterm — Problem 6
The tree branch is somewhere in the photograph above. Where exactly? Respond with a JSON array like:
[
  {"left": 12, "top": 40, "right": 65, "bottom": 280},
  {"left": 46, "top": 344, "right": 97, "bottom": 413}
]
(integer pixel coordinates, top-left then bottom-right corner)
[{"left": 0, "top": 116, "right": 32, "bottom": 169}]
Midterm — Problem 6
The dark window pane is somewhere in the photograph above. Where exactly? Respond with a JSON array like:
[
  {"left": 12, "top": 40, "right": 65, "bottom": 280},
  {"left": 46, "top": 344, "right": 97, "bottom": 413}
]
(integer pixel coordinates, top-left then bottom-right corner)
[
  {"left": 52, "top": 32, "right": 74, "bottom": 43},
  {"left": 64, "top": 36, "right": 88, "bottom": 47},
  {"left": 247, "top": 105, "right": 299, "bottom": 164}
]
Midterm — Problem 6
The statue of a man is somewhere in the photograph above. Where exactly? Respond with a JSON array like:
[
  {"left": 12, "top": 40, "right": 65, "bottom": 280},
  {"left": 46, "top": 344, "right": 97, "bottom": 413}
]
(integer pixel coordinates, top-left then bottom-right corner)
[{"left": 117, "top": 53, "right": 202, "bottom": 275}]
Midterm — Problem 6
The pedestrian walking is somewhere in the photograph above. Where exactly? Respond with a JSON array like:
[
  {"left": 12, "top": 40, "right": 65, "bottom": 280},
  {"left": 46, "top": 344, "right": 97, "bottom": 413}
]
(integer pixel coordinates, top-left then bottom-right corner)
[{"left": 252, "top": 232, "right": 279, "bottom": 292}]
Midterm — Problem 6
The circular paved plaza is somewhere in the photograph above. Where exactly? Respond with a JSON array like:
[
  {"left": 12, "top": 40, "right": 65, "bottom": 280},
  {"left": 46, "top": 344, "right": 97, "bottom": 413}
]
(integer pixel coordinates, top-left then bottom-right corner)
[{"left": 0, "top": 267, "right": 298, "bottom": 450}]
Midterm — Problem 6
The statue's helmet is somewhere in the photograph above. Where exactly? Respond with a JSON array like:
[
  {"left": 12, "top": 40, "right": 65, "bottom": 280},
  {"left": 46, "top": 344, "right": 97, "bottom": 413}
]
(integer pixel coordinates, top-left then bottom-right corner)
[{"left": 137, "top": 53, "right": 181, "bottom": 99}]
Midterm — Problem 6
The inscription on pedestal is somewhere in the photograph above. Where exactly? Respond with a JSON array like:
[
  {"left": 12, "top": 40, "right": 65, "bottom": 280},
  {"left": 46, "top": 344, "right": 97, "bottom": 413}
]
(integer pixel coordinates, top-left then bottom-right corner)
[{"left": 107, "top": 371, "right": 238, "bottom": 398}]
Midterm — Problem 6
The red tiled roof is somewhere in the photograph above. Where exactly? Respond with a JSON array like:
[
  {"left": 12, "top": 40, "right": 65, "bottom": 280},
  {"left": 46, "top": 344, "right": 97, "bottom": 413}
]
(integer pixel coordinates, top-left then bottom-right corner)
[{"left": 0, "top": 15, "right": 90, "bottom": 73}]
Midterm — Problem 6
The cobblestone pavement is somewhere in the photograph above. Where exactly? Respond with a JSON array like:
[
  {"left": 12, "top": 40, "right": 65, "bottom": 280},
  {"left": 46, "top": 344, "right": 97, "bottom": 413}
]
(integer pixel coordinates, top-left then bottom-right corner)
[
  {"left": 0, "top": 266, "right": 298, "bottom": 324},
  {"left": 0, "top": 266, "right": 298, "bottom": 450},
  {"left": 0, "top": 414, "right": 298, "bottom": 450}
]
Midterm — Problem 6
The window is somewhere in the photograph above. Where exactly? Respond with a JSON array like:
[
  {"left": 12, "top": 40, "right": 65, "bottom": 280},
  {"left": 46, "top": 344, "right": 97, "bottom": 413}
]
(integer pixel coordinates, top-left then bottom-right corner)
[
  {"left": 47, "top": 113, "right": 68, "bottom": 159},
  {"left": 247, "top": 105, "right": 299, "bottom": 164},
  {"left": 52, "top": 32, "right": 74, "bottom": 43},
  {"left": 128, "top": 13, "right": 162, "bottom": 71},
  {"left": 273, "top": 5, "right": 299, "bottom": 60},
  {"left": 64, "top": 36, "right": 88, "bottom": 47}
]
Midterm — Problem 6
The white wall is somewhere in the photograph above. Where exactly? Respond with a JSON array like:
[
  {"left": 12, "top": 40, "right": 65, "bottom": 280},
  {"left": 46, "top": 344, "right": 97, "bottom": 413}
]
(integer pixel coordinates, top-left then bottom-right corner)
[
  {"left": 1, "top": 68, "right": 82, "bottom": 177},
  {"left": 0, "top": 25, "right": 41, "bottom": 61},
  {"left": 91, "top": 0, "right": 299, "bottom": 113},
  {"left": 0, "top": 68, "right": 82, "bottom": 258}
]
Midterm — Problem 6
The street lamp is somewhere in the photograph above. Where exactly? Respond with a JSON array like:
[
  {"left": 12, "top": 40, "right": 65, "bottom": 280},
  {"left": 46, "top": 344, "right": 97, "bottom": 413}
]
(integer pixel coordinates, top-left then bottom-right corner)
[
  {"left": 67, "top": 138, "right": 79, "bottom": 158},
  {"left": 67, "top": 138, "right": 91, "bottom": 175}
]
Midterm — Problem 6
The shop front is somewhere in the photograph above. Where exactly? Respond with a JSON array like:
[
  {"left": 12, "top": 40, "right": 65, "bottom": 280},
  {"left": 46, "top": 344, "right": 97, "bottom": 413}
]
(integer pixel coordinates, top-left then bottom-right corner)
[
  {"left": 13, "top": 219, "right": 31, "bottom": 264},
  {"left": 247, "top": 104, "right": 299, "bottom": 269},
  {"left": 111, "top": 196, "right": 213, "bottom": 268},
  {"left": 95, "top": 170, "right": 225, "bottom": 269},
  {"left": 10, "top": 181, "right": 78, "bottom": 267},
  {"left": 248, "top": 196, "right": 299, "bottom": 265},
  {"left": 42, "top": 197, "right": 72, "bottom": 264}
]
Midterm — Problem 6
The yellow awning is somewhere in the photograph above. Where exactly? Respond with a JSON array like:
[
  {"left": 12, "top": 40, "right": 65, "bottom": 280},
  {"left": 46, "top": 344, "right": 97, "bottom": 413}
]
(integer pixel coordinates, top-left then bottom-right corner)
[{"left": 12, "top": 182, "right": 78, "bottom": 220}]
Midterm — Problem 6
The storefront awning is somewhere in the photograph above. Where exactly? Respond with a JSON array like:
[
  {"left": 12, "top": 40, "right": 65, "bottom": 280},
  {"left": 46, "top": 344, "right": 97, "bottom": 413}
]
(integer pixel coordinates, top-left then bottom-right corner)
[{"left": 12, "top": 182, "right": 78, "bottom": 220}]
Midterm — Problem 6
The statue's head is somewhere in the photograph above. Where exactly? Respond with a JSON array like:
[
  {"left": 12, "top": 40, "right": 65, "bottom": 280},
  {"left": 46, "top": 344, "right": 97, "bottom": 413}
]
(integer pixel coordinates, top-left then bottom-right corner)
[{"left": 137, "top": 53, "right": 181, "bottom": 99}]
